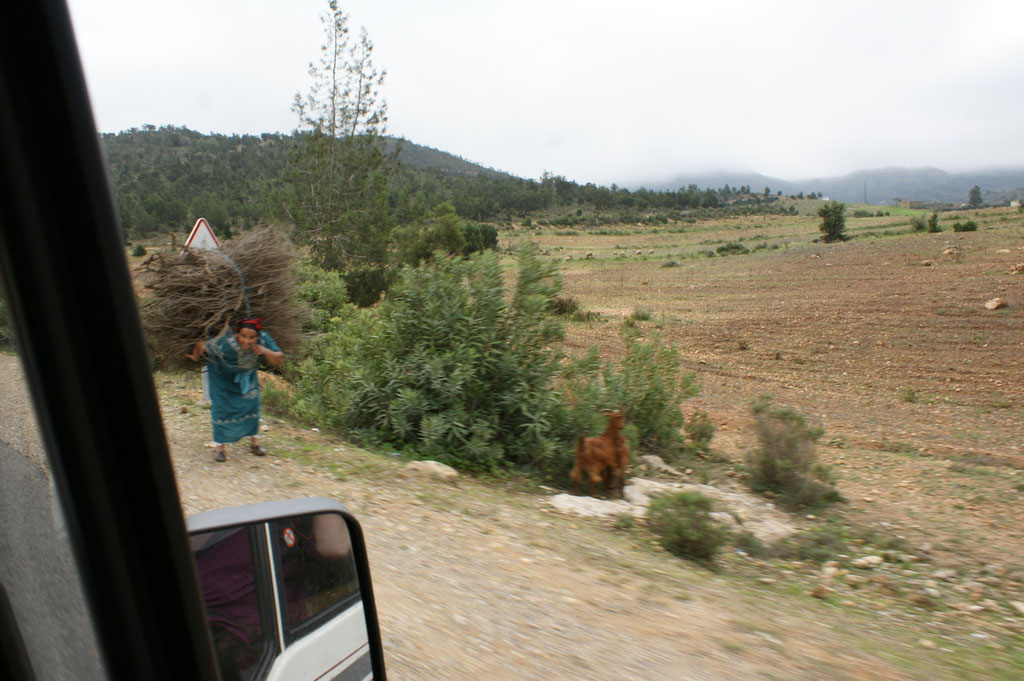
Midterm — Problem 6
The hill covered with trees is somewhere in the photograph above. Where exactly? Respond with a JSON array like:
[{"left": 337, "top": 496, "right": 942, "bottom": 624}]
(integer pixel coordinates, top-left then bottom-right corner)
[{"left": 101, "top": 126, "right": 803, "bottom": 238}]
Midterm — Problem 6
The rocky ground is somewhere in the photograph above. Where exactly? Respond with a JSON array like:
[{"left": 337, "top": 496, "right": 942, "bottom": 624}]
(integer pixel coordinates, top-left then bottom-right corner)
[{"left": 155, "top": 366, "right": 1022, "bottom": 681}]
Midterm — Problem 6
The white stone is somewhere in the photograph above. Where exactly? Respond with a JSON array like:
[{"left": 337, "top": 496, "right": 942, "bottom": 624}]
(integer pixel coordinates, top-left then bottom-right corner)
[{"left": 403, "top": 460, "right": 459, "bottom": 482}]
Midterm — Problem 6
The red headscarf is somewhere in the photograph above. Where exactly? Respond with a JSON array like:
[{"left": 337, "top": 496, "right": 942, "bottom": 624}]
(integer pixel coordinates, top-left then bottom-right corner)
[{"left": 235, "top": 317, "right": 263, "bottom": 332}]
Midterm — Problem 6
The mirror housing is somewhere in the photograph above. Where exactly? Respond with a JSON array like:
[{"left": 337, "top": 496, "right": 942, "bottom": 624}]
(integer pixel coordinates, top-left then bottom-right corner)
[{"left": 187, "top": 498, "right": 385, "bottom": 681}]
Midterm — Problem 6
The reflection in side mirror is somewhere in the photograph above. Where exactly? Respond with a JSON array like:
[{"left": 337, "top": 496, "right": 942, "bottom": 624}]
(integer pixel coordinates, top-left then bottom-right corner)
[{"left": 187, "top": 498, "right": 385, "bottom": 681}]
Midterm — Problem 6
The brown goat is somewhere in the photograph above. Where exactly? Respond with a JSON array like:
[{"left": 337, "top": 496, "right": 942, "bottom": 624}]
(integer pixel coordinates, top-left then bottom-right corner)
[{"left": 570, "top": 410, "right": 630, "bottom": 498}]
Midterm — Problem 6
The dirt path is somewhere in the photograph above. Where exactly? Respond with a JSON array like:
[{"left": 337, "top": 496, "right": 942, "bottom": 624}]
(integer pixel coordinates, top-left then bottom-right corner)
[{"left": 158, "top": 373, "right": 928, "bottom": 681}]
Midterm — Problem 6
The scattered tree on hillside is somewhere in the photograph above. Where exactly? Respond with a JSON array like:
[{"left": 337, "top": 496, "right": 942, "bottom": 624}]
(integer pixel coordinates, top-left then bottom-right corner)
[
  {"left": 284, "top": 0, "right": 397, "bottom": 306},
  {"left": 968, "top": 185, "right": 982, "bottom": 208},
  {"left": 817, "top": 201, "right": 847, "bottom": 242}
]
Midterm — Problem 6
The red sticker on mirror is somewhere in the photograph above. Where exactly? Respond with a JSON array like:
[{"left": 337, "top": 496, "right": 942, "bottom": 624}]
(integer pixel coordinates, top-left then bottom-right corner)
[{"left": 282, "top": 526, "right": 296, "bottom": 548}]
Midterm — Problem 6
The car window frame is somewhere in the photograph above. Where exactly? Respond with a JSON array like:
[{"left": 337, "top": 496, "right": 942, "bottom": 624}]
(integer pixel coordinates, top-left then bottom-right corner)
[{"left": 0, "top": 1, "right": 221, "bottom": 679}]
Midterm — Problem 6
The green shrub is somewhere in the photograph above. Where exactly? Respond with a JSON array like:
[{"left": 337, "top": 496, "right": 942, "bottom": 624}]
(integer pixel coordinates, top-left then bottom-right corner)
[
  {"left": 927, "top": 212, "right": 941, "bottom": 233},
  {"left": 647, "top": 491, "right": 729, "bottom": 563},
  {"left": 462, "top": 222, "right": 498, "bottom": 254},
  {"left": 952, "top": 220, "right": 978, "bottom": 232},
  {"left": 661, "top": 259, "right": 681, "bottom": 268},
  {"left": 817, "top": 202, "right": 847, "bottom": 242},
  {"left": 744, "top": 396, "right": 842, "bottom": 510},
  {"left": 852, "top": 209, "right": 872, "bottom": 218},
  {"left": 131, "top": 244, "right": 147, "bottom": 256},
  {"left": 909, "top": 215, "right": 927, "bottom": 231},
  {"left": 716, "top": 242, "right": 749, "bottom": 256},
  {"left": 631, "top": 308, "right": 652, "bottom": 321},
  {"left": 296, "top": 262, "right": 354, "bottom": 334},
  {"left": 559, "top": 330, "right": 698, "bottom": 456},
  {"left": 287, "top": 244, "right": 565, "bottom": 474},
  {"left": 683, "top": 409, "right": 716, "bottom": 456}
]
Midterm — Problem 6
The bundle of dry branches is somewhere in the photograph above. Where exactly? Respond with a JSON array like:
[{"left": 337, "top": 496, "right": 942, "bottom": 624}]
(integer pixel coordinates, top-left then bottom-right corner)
[{"left": 135, "top": 228, "right": 306, "bottom": 367}]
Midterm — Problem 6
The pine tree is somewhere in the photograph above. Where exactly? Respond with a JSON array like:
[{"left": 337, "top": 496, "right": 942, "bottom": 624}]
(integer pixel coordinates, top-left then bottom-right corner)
[{"left": 284, "top": 0, "right": 397, "bottom": 305}]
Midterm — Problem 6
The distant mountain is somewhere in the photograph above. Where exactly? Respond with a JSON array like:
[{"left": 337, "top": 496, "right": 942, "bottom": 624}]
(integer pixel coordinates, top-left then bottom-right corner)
[
  {"left": 636, "top": 167, "right": 1024, "bottom": 204},
  {"left": 800, "top": 167, "right": 1024, "bottom": 204}
]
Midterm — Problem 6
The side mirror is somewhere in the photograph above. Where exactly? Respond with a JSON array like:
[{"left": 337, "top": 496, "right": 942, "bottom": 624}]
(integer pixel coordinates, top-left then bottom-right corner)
[{"left": 187, "top": 498, "right": 385, "bottom": 681}]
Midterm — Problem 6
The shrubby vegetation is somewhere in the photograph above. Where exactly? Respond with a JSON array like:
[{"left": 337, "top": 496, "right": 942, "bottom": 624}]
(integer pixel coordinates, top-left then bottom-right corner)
[
  {"left": 281, "top": 246, "right": 699, "bottom": 479},
  {"left": 647, "top": 491, "right": 729, "bottom": 563},
  {"left": 952, "top": 219, "right": 978, "bottom": 232},
  {"left": 817, "top": 202, "right": 847, "bottom": 243},
  {"left": 744, "top": 396, "right": 842, "bottom": 510}
]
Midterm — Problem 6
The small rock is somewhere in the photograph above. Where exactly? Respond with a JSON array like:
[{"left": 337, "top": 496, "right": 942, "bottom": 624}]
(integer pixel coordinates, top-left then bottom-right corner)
[
  {"left": 845, "top": 574, "right": 868, "bottom": 586},
  {"left": 180, "top": 406, "right": 189, "bottom": 414},
  {"left": 919, "top": 639, "right": 938, "bottom": 649},
  {"left": 758, "top": 578, "right": 776, "bottom": 585},
  {"left": 852, "top": 555, "right": 884, "bottom": 569},
  {"left": 932, "top": 569, "right": 957, "bottom": 582},
  {"left": 822, "top": 566, "right": 840, "bottom": 578},
  {"left": 1011, "top": 601, "right": 1024, "bottom": 616},
  {"left": 921, "top": 260, "right": 936, "bottom": 266},
  {"left": 898, "top": 554, "right": 918, "bottom": 563},
  {"left": 810, "top": 585, "right": 832, "bottom": 599},
  {"left": 984, "top": 297, "right": 1008, "bottom": 310},
  {"left": 862, "top": 497, "right": 875, "bottom": 503}
]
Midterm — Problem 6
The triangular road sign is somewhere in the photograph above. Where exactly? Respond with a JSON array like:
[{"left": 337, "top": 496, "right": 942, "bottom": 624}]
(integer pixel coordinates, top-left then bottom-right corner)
[{"left": 183, "top": 217, "right": 221, "bottom": 252}]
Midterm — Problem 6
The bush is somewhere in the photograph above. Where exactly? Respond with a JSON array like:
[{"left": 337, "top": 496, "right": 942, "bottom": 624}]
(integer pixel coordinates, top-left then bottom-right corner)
[
  {"left": 952, "top": 220, "right": 978, "bottom": 232},
  {"left": 631, "top": 308, "right": 652, "bottom": 321},
  {"left": 744, "top": 396, "right": 842, "bottom": 510},
  {"left": 927, "top": 212, "right": 941, "bottom": 233},
  {"left": 131, "top": 244, "right": 147, "bottom": 256},
  {"left": 287, "top": 244, "right": 565, "bottom": 474},
  {"left": 295, "top": 262, "right": 354, "bottom": 334},
  {"left": 817, "top": 202, "right": 847, "bottom": 242},
  {"left": 683, "top": 409, "right": 716, "bottom": 456},
  {"left": 462, "top": 222, "right": 498, "bottom": 254},
  {"left": 647, "top": 491, "right": 729, "bottom": 563},
  {"left": 716, "top": 242, "right": 749, "bottom": 256},
  {"left": 852, "top": 209, "right": 872, "bottom": 218},
  {"left": 550, "top": 295, "right": 580, "bottom": 316},
  {"left": 909, "top": 215, "right": 927, "bottom": 231}
]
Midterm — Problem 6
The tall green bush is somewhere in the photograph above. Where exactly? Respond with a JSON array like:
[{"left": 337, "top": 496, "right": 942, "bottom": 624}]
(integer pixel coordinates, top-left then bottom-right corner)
[
  {"left": 817, "top": 202, "right": 847, "bottom": 242},
  {"left": 288, "top": 244, "right": 565, "bottom": 472},
  {"left": 295, "top": 262, "right": 353, "bottom": 334}
]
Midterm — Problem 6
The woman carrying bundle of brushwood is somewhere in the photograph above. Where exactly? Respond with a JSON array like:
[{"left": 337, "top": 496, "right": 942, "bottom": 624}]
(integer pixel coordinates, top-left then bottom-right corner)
[{"left": 188, "top": 317, "right": 284, "bottom": 462}]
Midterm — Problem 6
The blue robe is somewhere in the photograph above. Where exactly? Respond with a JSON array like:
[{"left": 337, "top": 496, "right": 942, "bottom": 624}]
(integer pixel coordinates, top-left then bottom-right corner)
[{"left": 205, "top": 329, "right": 280, "bottom": 444}]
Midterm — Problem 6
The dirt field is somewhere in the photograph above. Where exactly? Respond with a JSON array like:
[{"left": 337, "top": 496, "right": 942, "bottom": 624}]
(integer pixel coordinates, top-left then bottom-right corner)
[{"left": 518, "top": 208, "right": 1024, "bottom": 570}]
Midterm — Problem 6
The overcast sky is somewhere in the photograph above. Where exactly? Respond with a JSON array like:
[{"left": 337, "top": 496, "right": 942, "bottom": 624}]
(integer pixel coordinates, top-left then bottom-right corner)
[{"left": 67, "top": 0, "right": 1024, "bottom": 186}]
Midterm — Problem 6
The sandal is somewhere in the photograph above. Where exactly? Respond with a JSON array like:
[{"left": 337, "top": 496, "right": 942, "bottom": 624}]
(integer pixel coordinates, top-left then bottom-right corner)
[
  {"left": 213, "top": 448, "right": 227, "bottom": 462},
  {"left": 250, "top": 443, "right": 268, "bottom": 457}
]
